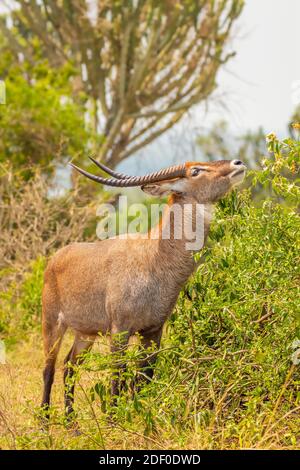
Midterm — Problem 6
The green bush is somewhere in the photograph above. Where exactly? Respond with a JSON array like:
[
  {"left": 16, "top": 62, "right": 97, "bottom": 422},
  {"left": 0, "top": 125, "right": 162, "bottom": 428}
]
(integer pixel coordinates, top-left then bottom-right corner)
[
  {"left": 0, "top": 257, "right": 46, "bottom": 343},
  {"left": 83, "top": 135, "right": 300, "bottom": 448},
  {"left": 0, "top": 50, "right": 90, "bottom": 175},
  {"left": 18, "top": 256, "right": 46, "bottom": 330}
]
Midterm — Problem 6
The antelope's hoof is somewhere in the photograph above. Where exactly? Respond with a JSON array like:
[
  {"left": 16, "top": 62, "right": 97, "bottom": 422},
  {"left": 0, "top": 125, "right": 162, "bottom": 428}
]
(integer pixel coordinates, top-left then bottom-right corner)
[
  {"left": 38, "top": 406, "right": 50, "bottom": 432},
  {"left": 70, "top": 426, "right": 82, "bottom": 437},
  {"left": 66, "top": 420, "right": 81, "bottom": 436}
]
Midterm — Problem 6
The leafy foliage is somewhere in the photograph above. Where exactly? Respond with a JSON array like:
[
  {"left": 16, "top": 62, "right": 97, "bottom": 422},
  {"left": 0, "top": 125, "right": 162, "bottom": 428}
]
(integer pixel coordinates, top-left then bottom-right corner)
[
  {"left": 0, "top": 257, "right": 45, "bottom": 342},
  {"left": 68, "top": 135, "right": 300, "bottom": 448},
  {"left": 0, "top": 58, "right": 89, "bottom": 175},
  {"left": 256, "top": 132, "right": 300, "bottom": 204}
]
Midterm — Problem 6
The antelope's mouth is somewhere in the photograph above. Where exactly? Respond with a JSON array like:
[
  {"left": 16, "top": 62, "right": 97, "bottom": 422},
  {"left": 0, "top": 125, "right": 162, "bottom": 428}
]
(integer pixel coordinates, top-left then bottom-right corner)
[
  {"left": 230, "top": 168, "right": 246, "bottom": 177},
  {"left": 229, "top": 166, "right": 246, "bottom": 184}
]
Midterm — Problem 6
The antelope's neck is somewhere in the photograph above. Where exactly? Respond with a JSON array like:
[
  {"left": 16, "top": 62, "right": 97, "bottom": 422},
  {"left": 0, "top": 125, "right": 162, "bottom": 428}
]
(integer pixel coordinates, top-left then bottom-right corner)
[{"left": 151, "top": 194, "right": 214, "bottom": 277}]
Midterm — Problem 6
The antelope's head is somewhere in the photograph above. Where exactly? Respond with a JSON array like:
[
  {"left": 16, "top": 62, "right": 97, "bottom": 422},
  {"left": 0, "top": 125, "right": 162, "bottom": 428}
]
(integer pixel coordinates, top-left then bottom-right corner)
[
  {"left": 143, "top": 159, "right": 246, "bottom": 203},
  {"left": 70, "top": 158, "right": 246, "bottom": 204}
]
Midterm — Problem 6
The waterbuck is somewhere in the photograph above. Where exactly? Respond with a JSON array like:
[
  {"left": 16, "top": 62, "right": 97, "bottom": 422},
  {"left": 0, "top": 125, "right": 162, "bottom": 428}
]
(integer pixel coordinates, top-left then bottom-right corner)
[{"left": 41, "top": 158, "right": 246, "bottom": 419}]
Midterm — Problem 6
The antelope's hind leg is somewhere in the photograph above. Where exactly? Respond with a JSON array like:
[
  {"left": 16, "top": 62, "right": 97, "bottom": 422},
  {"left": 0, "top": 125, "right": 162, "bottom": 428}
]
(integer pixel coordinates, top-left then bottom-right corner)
[
  {"left": 41, "top": 319, "right": 67, "bottom": 420},
  {"left": 64, "top": 333, "right": 96, "bottom": 421}
]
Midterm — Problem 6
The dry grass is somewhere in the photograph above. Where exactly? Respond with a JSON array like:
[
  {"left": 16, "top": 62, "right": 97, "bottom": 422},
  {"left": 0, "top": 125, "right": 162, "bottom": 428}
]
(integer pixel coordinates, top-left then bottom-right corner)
[
  {"left": 0, "top": 332, "right": 179, "bottom": 450},
  {"left": 0, "top": 168, "right": 96, "bottom": 288},
  {"left": 0, "top": 330, "right": 299, "bottom": 450}
]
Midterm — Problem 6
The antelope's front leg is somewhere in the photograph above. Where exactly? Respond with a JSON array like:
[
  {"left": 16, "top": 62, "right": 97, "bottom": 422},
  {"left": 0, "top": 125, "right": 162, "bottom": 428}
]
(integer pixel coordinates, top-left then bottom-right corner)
[
  {"left": 134, "top": 326, "right": 163, "bottom": 391},
  {"left": 110, "top": 328, "right": 130, "bottom": 402}
]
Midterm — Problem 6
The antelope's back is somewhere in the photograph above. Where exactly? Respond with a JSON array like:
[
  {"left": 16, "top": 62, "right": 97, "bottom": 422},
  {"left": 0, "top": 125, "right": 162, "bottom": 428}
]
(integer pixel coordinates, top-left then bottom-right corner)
[{"left": 43, "top": 241, "right": 115, "bottom": 334}]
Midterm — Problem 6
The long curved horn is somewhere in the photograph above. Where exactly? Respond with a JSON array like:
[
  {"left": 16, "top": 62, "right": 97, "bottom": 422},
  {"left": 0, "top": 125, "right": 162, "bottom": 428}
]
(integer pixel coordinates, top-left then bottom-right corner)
[
  {"left": 88, "top": 156, "right": 130, "bottom": 180},
  {"left": 69, "top": 162, "right": 186, "bottom": 187}
]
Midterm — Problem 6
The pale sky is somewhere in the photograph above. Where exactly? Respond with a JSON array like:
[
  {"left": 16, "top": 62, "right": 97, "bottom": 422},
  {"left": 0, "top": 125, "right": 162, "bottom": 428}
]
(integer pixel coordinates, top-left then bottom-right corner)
[{"left": 210, "top": 0, "right": 300, "bottom": 134}]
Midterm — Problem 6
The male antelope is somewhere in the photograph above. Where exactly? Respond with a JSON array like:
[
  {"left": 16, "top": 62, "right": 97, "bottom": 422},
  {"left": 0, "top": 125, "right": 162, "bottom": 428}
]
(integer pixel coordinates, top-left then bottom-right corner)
[{"left": 41, "top": 158, "right": 246, "bottom": 419}]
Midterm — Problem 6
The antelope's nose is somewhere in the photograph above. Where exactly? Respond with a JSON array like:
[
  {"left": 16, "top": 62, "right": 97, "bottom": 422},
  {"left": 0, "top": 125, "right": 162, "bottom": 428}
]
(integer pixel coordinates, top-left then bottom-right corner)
[{"left": 232, "top": 159, "right": 244, "bottom": 166}]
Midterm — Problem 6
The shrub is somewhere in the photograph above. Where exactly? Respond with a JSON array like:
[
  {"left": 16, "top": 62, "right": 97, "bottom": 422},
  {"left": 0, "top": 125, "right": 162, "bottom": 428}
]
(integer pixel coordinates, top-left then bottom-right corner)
[
  {"left": 0, "top": 55, "right": 90, "bottom": 174},
  {"left": 0, "top": 169, "right": 97, "bottom": 275},
  {"left": 82, "top": 135, "right": 300, "bottom": 448},
  {"left": 0, "top": 257, "right": 46, "bottom": 342}
]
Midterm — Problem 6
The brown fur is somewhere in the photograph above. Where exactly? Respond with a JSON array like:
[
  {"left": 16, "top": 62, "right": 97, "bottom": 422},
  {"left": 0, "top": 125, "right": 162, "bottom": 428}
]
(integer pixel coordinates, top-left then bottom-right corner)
[{"left": 41, "top": 159, "right": 246, "bottom": 417}]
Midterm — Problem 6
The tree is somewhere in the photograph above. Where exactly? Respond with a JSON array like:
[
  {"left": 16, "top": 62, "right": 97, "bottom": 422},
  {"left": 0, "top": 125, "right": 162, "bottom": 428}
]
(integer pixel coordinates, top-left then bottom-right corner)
[{"left": 1, "top": 0, "right": 244, "bottom": 167}]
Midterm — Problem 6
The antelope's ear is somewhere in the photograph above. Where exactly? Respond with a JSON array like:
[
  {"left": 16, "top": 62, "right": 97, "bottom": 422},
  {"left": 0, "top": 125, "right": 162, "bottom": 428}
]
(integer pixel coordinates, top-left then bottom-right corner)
[{"left": 141, "top": 179, "right": 186, "bottom": 197}]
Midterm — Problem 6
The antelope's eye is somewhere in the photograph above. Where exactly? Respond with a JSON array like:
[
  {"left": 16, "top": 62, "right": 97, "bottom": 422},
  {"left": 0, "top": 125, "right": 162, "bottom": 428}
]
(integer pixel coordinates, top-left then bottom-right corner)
[{"left": 191, "top": 167, "right": 205, "bottom": 177}]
